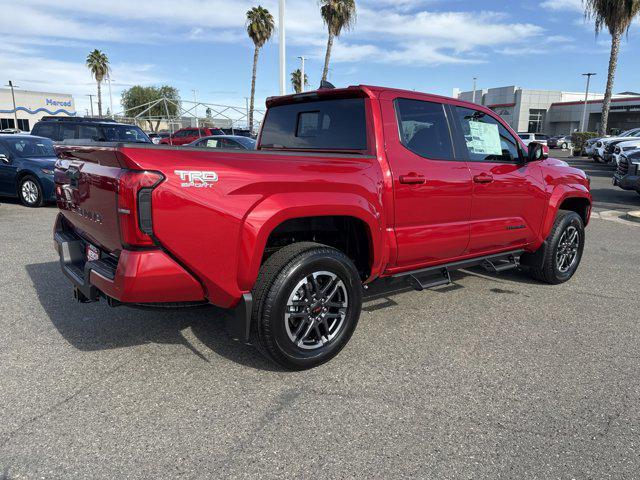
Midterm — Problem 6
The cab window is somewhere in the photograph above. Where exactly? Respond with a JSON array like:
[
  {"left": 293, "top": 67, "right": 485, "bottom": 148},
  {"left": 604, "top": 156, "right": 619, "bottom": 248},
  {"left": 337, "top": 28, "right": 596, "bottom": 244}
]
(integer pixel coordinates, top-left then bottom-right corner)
[
  {"left": 394, "top": 98, "right": 454, "bottom": 160},
  {"left": 454, "top": 107, "right": 521, "bottom": 163}
]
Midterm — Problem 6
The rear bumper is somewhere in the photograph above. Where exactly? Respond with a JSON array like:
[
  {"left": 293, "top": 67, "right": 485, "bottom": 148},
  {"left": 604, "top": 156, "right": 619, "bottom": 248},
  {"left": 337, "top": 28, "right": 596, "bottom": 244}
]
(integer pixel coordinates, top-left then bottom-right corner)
[{"left": 54, "top": 214, "right": 206, "bottom": 304}]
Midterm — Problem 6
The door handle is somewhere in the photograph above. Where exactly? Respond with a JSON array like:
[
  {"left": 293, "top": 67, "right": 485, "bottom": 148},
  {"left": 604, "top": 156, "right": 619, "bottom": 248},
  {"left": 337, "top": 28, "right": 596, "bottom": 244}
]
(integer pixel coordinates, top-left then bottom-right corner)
[
  {"left": 399, "top": 174, "right": 426, "bottom": 185},
  {"left": 473, "top": 174, "right": 494, "bottom": 184}
]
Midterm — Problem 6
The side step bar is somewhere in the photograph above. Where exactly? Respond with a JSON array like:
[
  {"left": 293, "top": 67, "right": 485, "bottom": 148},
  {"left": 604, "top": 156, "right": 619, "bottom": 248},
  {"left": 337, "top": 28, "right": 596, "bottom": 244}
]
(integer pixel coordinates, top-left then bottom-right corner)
[{"left": 392, "top": 250, "right": 524, "bottom": 291}]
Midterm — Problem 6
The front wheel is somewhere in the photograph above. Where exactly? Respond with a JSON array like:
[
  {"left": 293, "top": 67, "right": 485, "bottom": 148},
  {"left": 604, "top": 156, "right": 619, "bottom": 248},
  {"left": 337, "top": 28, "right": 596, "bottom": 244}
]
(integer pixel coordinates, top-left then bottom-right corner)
[
  {"left": 562, "top": 142, "right": 568, "bottom": 150},
  {"left": 251, "top": 242, "right": 362, "bottom": 370},
  {"left": 18, "top": 175, "right": 44, "bottom": 207},
  {"left": 525, "top": 210, "right": 585, "bottom": 284}
]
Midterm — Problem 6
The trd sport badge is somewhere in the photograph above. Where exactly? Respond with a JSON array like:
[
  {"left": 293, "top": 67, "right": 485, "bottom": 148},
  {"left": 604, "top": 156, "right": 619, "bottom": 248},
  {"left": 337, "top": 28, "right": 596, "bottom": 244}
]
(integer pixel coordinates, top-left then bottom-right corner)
[{"left": 174, "top": 170, "right": 219, "bottom": 188}]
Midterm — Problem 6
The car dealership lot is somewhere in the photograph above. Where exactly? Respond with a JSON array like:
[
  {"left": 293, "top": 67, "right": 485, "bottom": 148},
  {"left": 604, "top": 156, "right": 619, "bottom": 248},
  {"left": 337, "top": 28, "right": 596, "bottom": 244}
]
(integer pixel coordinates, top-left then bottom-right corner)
[{"left": 1, "top": 154, "right": 639, "bottom": 479}]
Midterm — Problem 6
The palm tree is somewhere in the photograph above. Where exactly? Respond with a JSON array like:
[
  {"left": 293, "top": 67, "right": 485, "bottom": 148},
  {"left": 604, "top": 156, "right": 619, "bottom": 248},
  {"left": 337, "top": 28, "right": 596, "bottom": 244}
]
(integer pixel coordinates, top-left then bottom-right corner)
[
  {"left": 246, "top": 6, "right": 274, "bottom": 133},
  {"left": 320, "top": 0, "right": 356, "bottom": 83},
  {"left": 291, "top": 69, "right": 309, "bottom": 93},
  {"left": 86, "top": 49, "right": 110, "bottom": 117},
  {"left": 583, "top": 0, "right": 640, "bottom": 135}
]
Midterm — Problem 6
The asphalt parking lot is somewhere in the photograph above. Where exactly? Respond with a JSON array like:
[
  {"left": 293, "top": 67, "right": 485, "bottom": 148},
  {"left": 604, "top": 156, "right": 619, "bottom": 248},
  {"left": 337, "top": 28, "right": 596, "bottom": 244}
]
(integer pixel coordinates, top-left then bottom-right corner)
[{"left": 1, "top": 152, "right": 639, "bottom": 479}]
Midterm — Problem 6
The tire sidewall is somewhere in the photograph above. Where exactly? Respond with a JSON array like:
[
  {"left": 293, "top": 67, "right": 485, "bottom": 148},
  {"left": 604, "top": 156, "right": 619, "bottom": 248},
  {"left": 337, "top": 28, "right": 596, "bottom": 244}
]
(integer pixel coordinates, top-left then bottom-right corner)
[
  {"left": 264, "top": 251, "right": 362, "bottom": 368},
  {"left": 551, "top": 213, "right": 584, "bottom": 282},
  {"left": 19, "top": 176, "right": 43, "bottom": 207}
]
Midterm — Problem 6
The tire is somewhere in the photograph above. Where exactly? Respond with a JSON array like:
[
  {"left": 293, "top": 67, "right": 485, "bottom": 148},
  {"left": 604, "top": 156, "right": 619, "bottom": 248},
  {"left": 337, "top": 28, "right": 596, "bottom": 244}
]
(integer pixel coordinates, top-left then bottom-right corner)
[
  {"left": 526, "top": 210, "right": 585, "bottom": 284},
  {"left": 251, "top": 242, "right": 362, "bottom": 370},
  {"left": 18, "top": 175, "right": 44, "bottom": 207},
  {"left": 562, "top": 142, "right": 568, "bottom": 150}
]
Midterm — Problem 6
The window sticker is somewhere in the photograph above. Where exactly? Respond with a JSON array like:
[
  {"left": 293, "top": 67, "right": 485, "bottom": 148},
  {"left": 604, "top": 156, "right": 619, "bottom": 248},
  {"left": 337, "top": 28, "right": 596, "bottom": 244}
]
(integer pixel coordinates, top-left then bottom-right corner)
[{"left": 466, "top": 121, "right": 502, "bottom": 156}]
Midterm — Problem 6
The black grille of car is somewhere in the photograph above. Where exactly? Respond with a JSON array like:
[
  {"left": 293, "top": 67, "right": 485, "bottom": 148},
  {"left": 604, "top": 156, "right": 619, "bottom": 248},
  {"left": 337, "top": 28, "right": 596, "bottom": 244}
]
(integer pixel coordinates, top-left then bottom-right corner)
[{"left": 617, "top": 156, "right": 629, "bottom": 176}]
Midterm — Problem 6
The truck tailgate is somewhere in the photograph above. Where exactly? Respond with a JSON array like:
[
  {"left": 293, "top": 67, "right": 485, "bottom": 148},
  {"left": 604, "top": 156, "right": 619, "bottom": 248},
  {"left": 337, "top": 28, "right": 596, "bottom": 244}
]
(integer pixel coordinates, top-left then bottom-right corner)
[{"left": 54, "top": 145, "right": 124, "bottom": 253}]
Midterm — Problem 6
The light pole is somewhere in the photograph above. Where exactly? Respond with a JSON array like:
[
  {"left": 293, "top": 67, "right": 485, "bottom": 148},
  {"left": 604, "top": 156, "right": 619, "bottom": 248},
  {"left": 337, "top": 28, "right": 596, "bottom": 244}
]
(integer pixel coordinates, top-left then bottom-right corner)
[
  {"left": 86, "top": 94, "right": 94, "bottom": 116},
  {"left": 472, "top": 77, "right": 477, "bottom": 104},
  {"left": 107, "top": 72, "right": 114, "bottom": 118},
  {"left": 278, "top": 0, "right": 286, "bottom": 95},
  {"left": 581, "top": 73, "right": 596, "bottom": 132},
  {"left": 297, "top": 56, "right": 306, "bottom": 93},
  {"left": 5, "top": 81, "right": 19, "bottom": 128},
  {"left": 192, "top": 89, "right": 199, "bottom": 129}
]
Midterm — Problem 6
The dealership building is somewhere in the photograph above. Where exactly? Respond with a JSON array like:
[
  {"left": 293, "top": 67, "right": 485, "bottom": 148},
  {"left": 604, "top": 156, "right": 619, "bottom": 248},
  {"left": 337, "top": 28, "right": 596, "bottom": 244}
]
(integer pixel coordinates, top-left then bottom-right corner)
[
  {"left": 0, "top": 88, "right": 76, "bottom": 132},
  {"left": 454, "top": 85, "right": 640, "bottom": 135}
]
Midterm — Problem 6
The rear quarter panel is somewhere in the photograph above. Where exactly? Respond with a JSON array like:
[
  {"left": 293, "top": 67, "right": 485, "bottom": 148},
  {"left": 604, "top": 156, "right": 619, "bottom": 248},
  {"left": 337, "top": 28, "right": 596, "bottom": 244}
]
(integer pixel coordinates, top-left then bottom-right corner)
[{"left": 120, "top": 146, "right": 386, "bottom": 308}]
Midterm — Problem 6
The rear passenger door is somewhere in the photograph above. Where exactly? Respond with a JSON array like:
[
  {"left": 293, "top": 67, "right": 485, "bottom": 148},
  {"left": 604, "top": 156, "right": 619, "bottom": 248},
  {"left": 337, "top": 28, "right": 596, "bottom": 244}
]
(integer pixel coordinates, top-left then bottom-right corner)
[
  {"left": 380, "top": 93, "right": 473, "bottom": 269},
  {"left": 451, "top": 106, "right": 547, "bottom": 255}
]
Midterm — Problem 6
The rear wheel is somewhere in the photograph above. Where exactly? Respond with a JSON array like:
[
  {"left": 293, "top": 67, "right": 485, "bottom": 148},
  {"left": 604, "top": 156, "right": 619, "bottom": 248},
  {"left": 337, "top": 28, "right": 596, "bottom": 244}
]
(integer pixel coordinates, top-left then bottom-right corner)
[
  {"left": 18, "top": 175, "right": 44, "bottom": 207},
  {"left": 562, "top": 142, "right": 568, "bottom": 149},
  {"left": 251, "top": 242, "right": 362, "bottom": 370},
  {"left": 526, "top": 210, "right": 585, "bottom": 284}
]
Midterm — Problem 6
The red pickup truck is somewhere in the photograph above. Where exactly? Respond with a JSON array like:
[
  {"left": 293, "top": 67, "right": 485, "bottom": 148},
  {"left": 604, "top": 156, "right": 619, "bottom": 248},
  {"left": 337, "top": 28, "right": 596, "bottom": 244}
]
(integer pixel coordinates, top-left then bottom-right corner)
[{"left": 53, "top": 85, "right": 591, "bottom": 369}]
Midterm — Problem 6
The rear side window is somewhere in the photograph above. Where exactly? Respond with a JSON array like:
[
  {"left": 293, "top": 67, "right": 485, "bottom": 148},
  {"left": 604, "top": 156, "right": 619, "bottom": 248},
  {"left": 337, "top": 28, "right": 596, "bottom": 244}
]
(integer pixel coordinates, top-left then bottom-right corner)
[
  {"left": 454, "top": 107, "right": 521, "bottom": 163},
  {"left": 260, "top": 98, "right": 367, "bottom": 151},
  {"left": 395, "top": 98, "right": 453, "bottom": 160},
  {"left": 32, "top": 123, "right": 59, "bottom": 141},
  {"left": 59, "top": 124, "right": 77, "bottom": 140},
  {"left": 535, "top": 134, "right": 549, "bottom": 140}
]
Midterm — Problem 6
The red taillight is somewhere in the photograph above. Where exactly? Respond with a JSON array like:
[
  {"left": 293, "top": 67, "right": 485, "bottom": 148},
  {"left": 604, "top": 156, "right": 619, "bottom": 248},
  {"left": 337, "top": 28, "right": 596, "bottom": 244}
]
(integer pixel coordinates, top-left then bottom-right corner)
[{"left": 117, "top": 170, "right": 164, "bottom": 247}]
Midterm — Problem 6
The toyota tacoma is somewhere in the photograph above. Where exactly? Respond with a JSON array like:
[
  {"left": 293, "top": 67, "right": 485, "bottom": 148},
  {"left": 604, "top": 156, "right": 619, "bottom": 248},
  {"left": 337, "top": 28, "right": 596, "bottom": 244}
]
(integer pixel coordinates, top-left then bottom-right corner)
[{"left": 53, "top": 85, "right": 592, "bottom": 369}]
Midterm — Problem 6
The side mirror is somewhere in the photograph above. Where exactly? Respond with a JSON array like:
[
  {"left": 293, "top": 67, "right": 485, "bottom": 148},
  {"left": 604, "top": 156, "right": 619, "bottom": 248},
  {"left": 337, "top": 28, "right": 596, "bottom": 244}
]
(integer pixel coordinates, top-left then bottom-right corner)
[{"left": 527, "top": 142, "right": 548, "bottom": 162}]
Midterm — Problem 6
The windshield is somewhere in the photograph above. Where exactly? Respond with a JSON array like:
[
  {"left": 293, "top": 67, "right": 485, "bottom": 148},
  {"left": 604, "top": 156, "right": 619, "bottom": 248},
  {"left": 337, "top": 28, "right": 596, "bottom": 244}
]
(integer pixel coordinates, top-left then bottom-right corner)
[
  {"left": 102, "top": 125, "right": 151, "bottom": 143},
  {"left": 3, "top": 137, "right": 55, "bottom": 157}
]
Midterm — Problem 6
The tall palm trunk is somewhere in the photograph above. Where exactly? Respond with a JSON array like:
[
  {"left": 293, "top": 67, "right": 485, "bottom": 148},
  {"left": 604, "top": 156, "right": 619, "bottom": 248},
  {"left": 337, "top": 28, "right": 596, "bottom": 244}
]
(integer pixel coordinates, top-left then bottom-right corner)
[
  {"left": 249, "top": 45, "right": 259, "bottom": 132},
  {"left": 97, "top": 81, "right": 103, "bottom": 117},
  {"left": 599, "top": 29, "right": 621, "bottom": 136},
  {"left": 322, "top": 31, "right": 334, "bottom": 82}
]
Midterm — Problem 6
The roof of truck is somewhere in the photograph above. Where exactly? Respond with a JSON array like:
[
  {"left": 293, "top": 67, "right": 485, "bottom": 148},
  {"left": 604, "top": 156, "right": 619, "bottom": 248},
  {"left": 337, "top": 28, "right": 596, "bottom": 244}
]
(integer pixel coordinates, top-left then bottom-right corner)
[{"left": 266, "top": 84, "right": 484, "bottom": 112}]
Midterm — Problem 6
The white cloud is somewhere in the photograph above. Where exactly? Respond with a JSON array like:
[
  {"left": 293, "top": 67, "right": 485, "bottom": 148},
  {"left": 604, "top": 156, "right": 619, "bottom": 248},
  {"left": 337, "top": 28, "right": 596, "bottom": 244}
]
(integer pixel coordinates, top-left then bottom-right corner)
[{"left": 540, "top": 0, "right": 583, "bottom": 12}]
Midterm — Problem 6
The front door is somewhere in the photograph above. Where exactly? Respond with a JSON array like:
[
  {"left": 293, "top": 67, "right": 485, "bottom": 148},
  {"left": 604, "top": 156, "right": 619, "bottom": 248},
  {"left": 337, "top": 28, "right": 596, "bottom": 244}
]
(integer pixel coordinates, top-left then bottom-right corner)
[
  {"left": 450, "top": 105, "right": 547, "bottom": 255},
  {"left": 381, "top": 94, "right": 473, "bottom": 269}
]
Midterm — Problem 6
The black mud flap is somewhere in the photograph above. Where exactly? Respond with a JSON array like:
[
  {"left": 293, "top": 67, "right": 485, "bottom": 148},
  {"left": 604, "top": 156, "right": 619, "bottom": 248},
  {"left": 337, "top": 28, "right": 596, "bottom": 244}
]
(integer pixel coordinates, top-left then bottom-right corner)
[{"left": 225, "top": 292, "right": 253, "bottom": 344}]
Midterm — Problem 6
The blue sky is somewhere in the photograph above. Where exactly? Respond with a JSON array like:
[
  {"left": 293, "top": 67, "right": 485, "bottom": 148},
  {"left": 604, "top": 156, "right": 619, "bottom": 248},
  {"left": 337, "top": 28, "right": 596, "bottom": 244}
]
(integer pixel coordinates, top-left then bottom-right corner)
[{"left": 1, "top": 0, "right": 639, "bottom": 115}]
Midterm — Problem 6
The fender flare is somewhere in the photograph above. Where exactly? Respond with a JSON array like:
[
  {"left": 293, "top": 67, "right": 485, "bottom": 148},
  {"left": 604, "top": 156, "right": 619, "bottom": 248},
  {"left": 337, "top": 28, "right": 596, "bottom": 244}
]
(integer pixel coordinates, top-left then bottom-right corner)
[
  {"left": 540, "top": 185, "right": 591, "bottom": 242},
  {"left": 236, "top": 192, "right": 384, "bottom": 292}
]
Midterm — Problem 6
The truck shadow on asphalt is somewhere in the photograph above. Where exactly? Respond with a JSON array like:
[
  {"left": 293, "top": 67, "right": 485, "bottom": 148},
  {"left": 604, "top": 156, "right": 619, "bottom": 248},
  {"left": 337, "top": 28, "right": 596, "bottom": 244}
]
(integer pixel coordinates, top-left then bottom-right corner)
[
  {"left": 26, "top": 261, "right": 540, "bottom": 370},
  {"left": 25, "top": 261, "right": 283, "bottom": 372}
]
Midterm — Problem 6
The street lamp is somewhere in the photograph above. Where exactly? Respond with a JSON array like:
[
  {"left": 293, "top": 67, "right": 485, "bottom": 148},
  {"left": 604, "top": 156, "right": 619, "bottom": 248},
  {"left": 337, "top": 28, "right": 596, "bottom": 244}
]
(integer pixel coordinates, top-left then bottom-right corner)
[
  {"left": 472, "top": 77, "right": 477, "bottom": 104},
  {"left": 581, "top": 73, "right": 596, "bottom": 132},
  {"left": 86, "top": 94, "right": 95, "bottom": 116},
  {"left": 297, "top": 56, "right": 306, "bottom": 93},
  {"left": 279, "top": 0, "right": 286, "bottom": 95},
  {"left": 5, "top": 80, "right": 19, "bottom": 128}
]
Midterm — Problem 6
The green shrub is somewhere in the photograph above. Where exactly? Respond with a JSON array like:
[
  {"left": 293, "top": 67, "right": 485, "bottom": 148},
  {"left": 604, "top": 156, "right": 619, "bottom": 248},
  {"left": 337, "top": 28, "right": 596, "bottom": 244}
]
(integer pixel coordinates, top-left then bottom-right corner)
[{"left": 571, "top": 132, "right": 599, "bottom": 155}]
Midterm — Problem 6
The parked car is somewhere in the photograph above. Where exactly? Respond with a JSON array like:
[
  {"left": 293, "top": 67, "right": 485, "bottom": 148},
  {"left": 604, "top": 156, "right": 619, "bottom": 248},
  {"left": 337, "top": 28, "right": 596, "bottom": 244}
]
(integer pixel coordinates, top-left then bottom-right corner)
[
  {"left": 0, "top": 128, "right": 23, "bottom": 134},
  {"left": 221, "top": 128, "right": 255, "bottom": 138},
  {"left": 158, "top": 127, "right": 225, "bottom": 146},
  {"left": 613, "top": 150, "right": 640, "bottom": 196},
  {"left": 53, "top": 84, "right": 591, "bottom": 369},
  {"left": 0, "top": 134, "right": 57, "bottom": 207},
  {"left": 548, "top": 135, "right": 572, "bottom": 150},
  {"left": 518, "top": 133, "right": 549, "bottom": 146},
  {"left": 148, "top": 132, "right": 170, "bottom": 144},
  {"left": 593, "top": 127, "right": 640, "bottom": 162},
  {"left": 612, "top": 139, "right": 640, "bottom": 166},
  {"left": 31, "top": 117, "right": 151, "bottom": 143},
  {"left": 584, "top": 137, "right": 602, "bottom": 157},
  {"left": 187, "top": 135, "right": 256, "bottom": 150}
]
